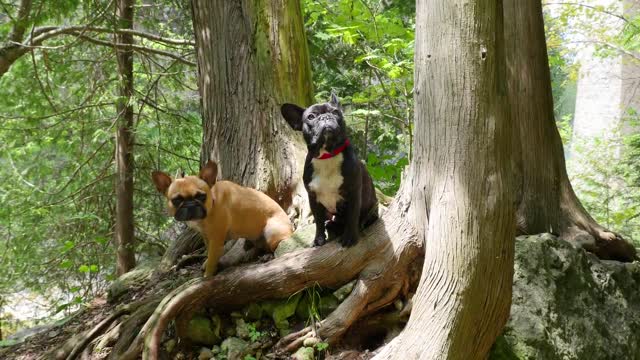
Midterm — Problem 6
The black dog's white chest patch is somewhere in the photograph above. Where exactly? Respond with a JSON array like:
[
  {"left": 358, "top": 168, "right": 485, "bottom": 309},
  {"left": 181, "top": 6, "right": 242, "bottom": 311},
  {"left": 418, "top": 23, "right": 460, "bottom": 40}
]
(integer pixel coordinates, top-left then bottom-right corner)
[{"left": 309, "top": 153, "right": 344, "bottom": 213}]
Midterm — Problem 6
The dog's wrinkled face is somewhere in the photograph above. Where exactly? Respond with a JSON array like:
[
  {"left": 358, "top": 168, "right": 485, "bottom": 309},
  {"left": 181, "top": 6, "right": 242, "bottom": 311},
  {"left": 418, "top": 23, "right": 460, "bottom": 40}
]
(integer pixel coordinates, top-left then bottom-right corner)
[
  {"left": 281, "top": 93, "right": 347, "bottom": 158},
  {"left": 151, "top": 161, "right": 218, "bottom": 222}
]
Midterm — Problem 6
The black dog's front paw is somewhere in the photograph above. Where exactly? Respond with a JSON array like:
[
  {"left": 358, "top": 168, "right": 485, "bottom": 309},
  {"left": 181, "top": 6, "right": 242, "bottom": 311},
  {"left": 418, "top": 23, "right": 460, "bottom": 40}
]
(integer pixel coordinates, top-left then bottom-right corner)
[
  {"left": 325, "top": 220, "right": 343, "bottom": 240},
  {"left": 313, "top": 235, "right": 327, "bottom": 247},
  {"left": 339, "top": 232, "right": 358, "bottom": 247}
]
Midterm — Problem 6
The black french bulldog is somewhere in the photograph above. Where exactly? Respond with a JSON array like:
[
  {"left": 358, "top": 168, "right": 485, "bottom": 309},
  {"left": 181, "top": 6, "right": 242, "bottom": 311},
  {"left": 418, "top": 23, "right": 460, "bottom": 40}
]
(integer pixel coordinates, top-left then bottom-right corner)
[{"left": 280, "top": 93, "right": 378, "bottom": 247}]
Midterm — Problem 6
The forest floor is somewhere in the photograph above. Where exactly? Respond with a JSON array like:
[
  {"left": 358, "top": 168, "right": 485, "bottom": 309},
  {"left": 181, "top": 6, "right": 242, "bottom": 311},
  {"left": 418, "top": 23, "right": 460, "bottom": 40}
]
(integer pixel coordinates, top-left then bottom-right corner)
[{"left": 0, "top": 255, "right": 388, "bottom": 360}]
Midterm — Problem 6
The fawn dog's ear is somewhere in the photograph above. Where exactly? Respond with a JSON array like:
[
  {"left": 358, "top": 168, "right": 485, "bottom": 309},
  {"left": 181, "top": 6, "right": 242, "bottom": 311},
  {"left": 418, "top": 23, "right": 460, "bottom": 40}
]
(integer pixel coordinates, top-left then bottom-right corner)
[
  {"left": 199, "top": 160, "right": 218, "bottom": 187},
  {"left": 151, "top": 171, "right": 172, "bottom": 195}
]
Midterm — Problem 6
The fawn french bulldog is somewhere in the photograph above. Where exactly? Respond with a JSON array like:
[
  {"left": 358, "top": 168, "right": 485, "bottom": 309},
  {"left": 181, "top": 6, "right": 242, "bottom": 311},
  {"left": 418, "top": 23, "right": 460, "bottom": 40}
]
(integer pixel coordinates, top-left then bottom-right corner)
[{"left": 152, "top": 161, "right": 293, "bottom": 276}]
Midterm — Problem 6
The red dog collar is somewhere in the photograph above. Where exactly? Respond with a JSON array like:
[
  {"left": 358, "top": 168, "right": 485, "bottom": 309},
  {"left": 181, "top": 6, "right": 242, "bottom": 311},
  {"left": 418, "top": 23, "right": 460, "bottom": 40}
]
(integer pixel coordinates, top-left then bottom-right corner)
[{"left": 317, "top": 139, "right": 350, "bottom": 160}]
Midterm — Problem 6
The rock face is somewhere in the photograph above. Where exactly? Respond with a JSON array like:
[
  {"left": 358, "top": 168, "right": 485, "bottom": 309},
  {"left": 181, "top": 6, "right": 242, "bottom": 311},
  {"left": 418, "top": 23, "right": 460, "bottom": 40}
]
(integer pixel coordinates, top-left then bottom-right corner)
[{"left": 490, "top": 234, "right": 640, "bottom": 360}]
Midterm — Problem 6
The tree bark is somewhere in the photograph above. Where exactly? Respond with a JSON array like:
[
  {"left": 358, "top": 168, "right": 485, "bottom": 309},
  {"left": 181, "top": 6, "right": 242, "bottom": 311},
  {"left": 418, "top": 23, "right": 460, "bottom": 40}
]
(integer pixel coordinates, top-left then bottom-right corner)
[
  {"left": 375, "top": 1, "right": 514, "bottom": 358},
  {"left": 505, "top": 0, "right": 636, "bottom": 261},
  {"left": 191, "top": 0, "right": 313, "bottom": 209},
  {"left": 114, "top": 0, "right": 136, "bottom": 276}
]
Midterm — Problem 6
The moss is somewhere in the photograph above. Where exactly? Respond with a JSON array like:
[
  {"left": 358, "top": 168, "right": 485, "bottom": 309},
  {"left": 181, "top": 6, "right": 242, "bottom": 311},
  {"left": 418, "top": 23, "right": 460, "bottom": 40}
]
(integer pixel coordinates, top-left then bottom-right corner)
[
  {"left": 186, "top": 316, "right": 220, "bottom": 346},
  {"left": 489, "top": 335, "right": 521, "bottom": 360}
]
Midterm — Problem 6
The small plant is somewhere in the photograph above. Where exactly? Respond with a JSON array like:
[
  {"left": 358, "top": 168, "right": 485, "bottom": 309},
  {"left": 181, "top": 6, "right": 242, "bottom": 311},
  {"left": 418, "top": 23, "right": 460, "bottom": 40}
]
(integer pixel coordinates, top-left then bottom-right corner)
[
  {"left": 315, "top": 342, "right": 329, "bottom": 351},
  {"left": 244, "top": 355, "right": 257, "bottom": 360},
  {"left": 247, "top": 322, "right": 263, "bottom": 342},
  {"left": 305, "top": 284, "right": 323, "bottom": 325}
]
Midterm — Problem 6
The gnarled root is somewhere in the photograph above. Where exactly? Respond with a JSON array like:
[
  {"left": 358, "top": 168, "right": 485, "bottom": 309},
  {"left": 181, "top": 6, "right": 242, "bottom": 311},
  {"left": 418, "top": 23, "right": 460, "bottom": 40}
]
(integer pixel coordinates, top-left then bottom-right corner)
[
  {"left": 120, "top": 207, "right": 420, "bottom": 359},
  {"left": 50, "top": 298, "right": 158, "bottom": 360},
  {"left": 275, "top": 275, "right": 406, "bottom": 353},
  {"left": 560, "top": 183, "right": 637, "bottom": 262}
]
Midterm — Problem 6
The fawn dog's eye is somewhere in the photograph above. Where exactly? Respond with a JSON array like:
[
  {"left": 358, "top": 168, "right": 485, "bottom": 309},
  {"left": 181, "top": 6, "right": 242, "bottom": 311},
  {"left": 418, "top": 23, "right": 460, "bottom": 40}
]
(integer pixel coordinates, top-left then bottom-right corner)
[
  {"left": 195, "top": 193, "right": 207, "bottom": 202},
  {"left": 171, "top": 195, "right": 184, "bottom": 207}
]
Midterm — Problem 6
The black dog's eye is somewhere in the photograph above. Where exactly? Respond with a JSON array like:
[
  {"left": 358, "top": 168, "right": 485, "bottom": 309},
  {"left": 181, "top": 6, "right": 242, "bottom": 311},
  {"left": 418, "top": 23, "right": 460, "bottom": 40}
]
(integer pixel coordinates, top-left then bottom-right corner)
[
  {"left": 307, "top": 113, "right": 316, "bottom": 120},
  {"left": 331, "top": 109, "right": 340, "bottom": 115},
  {"left": 195, "top": 193, "right": 207, "bottom": 202},
  {"left": 171, "top": 195, "right": 184, "bottom": 207}
]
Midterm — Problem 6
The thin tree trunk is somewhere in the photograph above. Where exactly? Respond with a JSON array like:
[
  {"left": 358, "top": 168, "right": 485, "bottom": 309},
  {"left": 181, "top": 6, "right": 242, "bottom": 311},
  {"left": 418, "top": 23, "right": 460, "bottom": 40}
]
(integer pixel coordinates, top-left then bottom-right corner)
[
  {"left": 191, "top": 0, "right": 313, "bottom": 209},
  {"left": 114, "top": 0, "right": 136, "bottom": 276},
  {"left": 375, "top": 0, "right": 514, "bottom": 358},
  {"left": 505, "top": 0, "right": 636, "bottom": 261}
]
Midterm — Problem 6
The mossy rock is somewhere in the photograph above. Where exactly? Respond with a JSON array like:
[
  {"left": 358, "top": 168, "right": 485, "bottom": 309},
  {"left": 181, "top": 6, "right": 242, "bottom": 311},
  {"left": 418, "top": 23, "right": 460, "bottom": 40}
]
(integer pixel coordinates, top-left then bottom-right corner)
[
  {"left": 185, "top": 316, "right": 220, "bottom": 346},
  {"left": 107, "top": 263, "right": 155, "bottom": 302},
  {"left": 292, "top": 346, "right": 315, "bottom": 360},
  {"left": 275, "top": 224, "right": 316, "bottom": 257},
  {"left": 242, "top": 302, "right": 263, "bottom": 321},
  {"left": 221, "top": 337, "right": 249, "bottom": 360},
  {"left": 489, "top": 234, "right": 640, "bottom": 360},
  {"left": 261, "top": 293, "right": 302, "bottom": 330}
]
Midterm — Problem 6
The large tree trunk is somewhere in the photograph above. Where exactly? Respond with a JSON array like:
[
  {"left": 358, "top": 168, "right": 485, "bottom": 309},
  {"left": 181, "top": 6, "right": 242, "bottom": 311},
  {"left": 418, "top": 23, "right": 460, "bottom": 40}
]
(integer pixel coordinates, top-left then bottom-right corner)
[
  {"left": 374, "top": 0, "right": 514, "bottom": 358},
  {"left": 191, "top": 0, "right": 313, "bottom": 209},
  {"left": 505, "top": 0, "right": 636, "bottom": 262},
  {"left": 114, "top": 0, "right": 136, "bottom": 276}
]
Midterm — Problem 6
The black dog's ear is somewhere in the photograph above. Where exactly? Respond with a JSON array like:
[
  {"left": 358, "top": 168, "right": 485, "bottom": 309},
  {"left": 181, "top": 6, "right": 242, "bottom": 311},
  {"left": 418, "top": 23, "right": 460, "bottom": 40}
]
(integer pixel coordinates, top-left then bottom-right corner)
[
  {"left": 280, "top": 103, "right": 305, "bottom": 131},
  {"left": 329, "top": 92, "right": 340, "bottom": 108}
]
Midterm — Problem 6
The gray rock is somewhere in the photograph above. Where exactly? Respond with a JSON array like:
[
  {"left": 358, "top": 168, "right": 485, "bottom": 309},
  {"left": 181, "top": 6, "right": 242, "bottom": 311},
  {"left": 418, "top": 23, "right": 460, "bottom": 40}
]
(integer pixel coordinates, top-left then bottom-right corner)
[
  {"left": 275, "top": 224, "right": 316, "bottom": 257},
  {"left": 235, "top": 318, "right": 251, "bottom": 340},
  {"left": 164, "top": 339, "right": 176, "bottom": 353},
  {"left": 106, "top": 264, "right": 154, "bottom": 302},
  {"left": 198, "top": 347, "right": 213, "bottom": 360},
  {"left": 303, "top": 337, "right": 320, "bottom": 347},
  {"left": 333, "top": 280, "right": 356, "bottom": 302},
  {"left": 292, "top": 346, "right": 315, "bottom": 360},
  {"left": 221, "top": 337, "right": 249, "bottom": 360},
  {"left": 490, "top": 234, "right": 640, "bottom": 360}
]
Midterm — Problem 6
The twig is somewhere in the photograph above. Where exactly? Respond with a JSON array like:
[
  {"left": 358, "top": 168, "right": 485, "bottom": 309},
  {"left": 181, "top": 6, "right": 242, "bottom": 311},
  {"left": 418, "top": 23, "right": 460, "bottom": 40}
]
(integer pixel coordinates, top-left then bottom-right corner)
[{"left": 544, "top": 2, "right": 639, "bottom": 30}]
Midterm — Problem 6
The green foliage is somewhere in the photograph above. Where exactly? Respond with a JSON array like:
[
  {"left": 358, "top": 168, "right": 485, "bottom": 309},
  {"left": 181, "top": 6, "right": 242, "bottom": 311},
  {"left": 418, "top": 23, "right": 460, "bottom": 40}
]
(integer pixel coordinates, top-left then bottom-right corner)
[
  {"left": 569, "top": 124, "right": 640, "bottom": 243},
  {"left": 544, "top": 1, "right": 640, "bottom": 245},
  {"left": 303, "top": 0, "right": 414, "bottom": 194},
  {"left": 315, "top": 341, "right": 329, "bottom": 351},
  {"left": 246, "top": 322, "right": 263, "bottom": 342},
  {"left": 0, "top": 0, "right": 199, "bottom": 332}
]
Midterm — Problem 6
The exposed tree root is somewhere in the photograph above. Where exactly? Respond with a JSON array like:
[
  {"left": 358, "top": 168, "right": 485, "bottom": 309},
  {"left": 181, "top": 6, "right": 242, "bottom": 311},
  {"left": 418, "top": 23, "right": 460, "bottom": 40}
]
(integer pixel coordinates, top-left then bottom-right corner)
[
  {"left": 117, "top": 205, "right": 420, "bottom": 359},
  {"left": 559, "top": 182, "right": 637, "bottom": 262},
  {"left": 48, "top": 298, "right": 156, "bottom": 360},
  {"left": 108, "top": 298, "right": 161, "bottom": 359},
  {"left": 158, "top": 228, "right": 203, "bottom": 272}
]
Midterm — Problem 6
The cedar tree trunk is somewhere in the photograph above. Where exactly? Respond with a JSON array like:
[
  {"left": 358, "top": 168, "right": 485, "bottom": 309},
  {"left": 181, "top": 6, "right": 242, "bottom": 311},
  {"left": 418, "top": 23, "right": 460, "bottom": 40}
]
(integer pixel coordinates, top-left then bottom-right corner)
[
  {"left": 374, "top": 0, "right": 514, "bottom": 358},
  {"left": 191, "top": 0, "right": 313, "bottom": 209},
  {"left": 505, "top": 0, "right": 636, "bottom": 261},
  {"left": 114, "top": 0, "right": 136, "bottom": 276}
]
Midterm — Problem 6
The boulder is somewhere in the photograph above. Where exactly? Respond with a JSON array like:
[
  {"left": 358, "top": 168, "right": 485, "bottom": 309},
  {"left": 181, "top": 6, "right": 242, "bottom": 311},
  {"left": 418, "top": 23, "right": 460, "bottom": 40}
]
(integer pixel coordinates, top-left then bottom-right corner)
[{"left": 490, "top": 234, "right": 640, "bottom": 360}]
